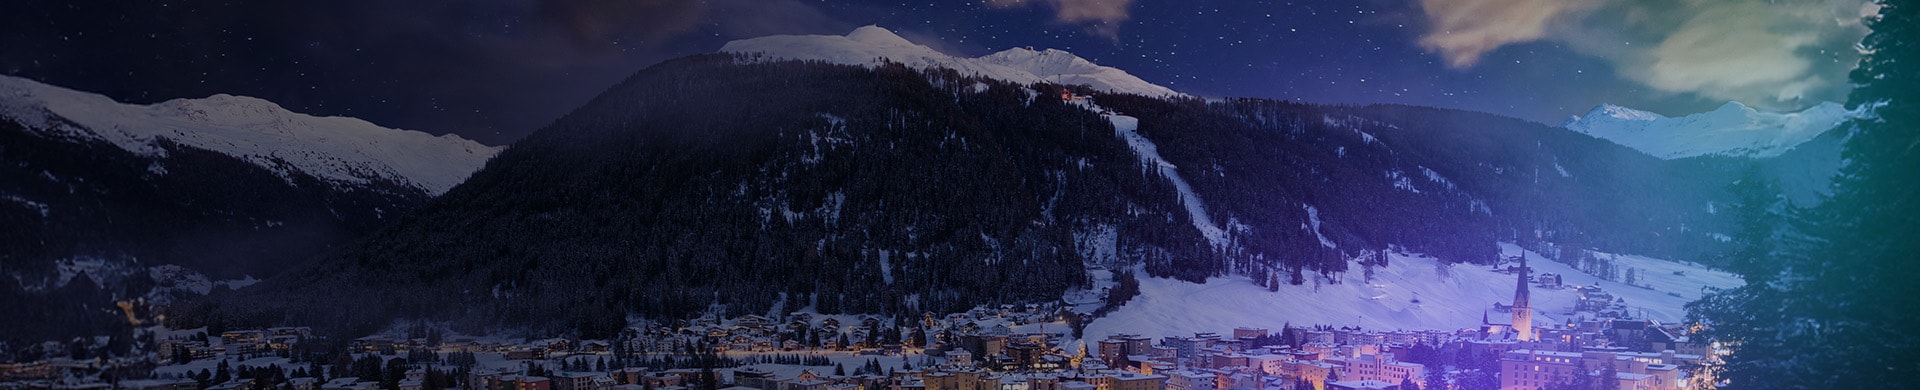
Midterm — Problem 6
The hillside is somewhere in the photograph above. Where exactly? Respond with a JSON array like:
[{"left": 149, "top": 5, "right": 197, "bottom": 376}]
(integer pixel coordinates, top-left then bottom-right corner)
[
  {"left": 0, "top": 75, "right": 498, "bottom": 343},
  {"left": 194, "top": 49, "right": 1744, "bottom": 338}
]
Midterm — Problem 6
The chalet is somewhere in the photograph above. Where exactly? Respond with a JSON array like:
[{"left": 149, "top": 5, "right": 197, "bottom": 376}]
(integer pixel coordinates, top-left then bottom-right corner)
[
  {"left": 505, "top": 348, "right": 547, "bottom": 360},
  {"left": 739, "top": 315, "right": 772, "bottom": 327},
  {"left": 352, "top": 336, "right": 398, "bottom": 352},
  {"left": 536, "top": 338, "right": 573, "bottom": 352},
  {"left": 221, "top": 330, "right": 266, "bottom": 344},
  {"left": 1534, "top": 273, "right": 1564, "bottom": 289}
]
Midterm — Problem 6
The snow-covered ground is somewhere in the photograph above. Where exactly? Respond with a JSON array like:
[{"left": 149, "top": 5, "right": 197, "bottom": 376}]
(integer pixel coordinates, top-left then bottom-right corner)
[
  {"left": 153, "top": 356, "right": 296, "bottom": 377},
  {"left": 1081, "top": 244, "right": 1744, "bottom": 344},
  {"left": 720, "top": 26, "right": 1180, "bottom": 98},
  {"left": 0, "top": 75, "right": 499, "bottom": 195},
  {"left": 1585, "top": 251, "right": 1744, "bottom": 302},
  {"left": 1563, "top": 101, "right": 1858, "bottom": 159}
]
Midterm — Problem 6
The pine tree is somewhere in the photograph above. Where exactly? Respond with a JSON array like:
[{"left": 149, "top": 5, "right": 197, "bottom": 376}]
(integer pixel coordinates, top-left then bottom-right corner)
[
  {"left": 1720, "top": 167, "right": 1785, "bottom": 282},
  {"left": 1600, "top": 364, "right": 1619, "bottom": 390},
  {"left": 1687, "top": 1, "right": 1920, "bottom": 387},
  {"left": 1422, "top": 367, "right": 1446, "bottom": 390},
  {"left": 214, "top": 361, "right": 232, "bottom": 385}
]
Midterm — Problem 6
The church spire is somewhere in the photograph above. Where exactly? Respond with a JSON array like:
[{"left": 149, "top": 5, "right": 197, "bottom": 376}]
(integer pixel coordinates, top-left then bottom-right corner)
[{"left": 1513, "top": 252, "right": 1535, "bottom": 341}]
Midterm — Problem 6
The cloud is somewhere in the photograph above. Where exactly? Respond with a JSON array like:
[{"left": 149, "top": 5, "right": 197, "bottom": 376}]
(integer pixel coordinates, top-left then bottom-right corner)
[
  {"left": 987, "top": 0, "right": 1135, "bottom": 38},
  {"left": 1415, "top": 0, "right": 1878, "bottom": 109},
  {"left": 1416, "top": 0, "right": 1600, "bottom": 68}
]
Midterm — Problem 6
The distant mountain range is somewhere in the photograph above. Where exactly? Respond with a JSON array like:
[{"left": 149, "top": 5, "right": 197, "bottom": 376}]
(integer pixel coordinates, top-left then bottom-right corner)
[
  {"left": 181, "top": 26, "right": 1783, "bottom": 338},
  {"left": 721, "top": 26, "right": 1179, "bottom": 98},
  {"left": 1564, "top": 101, "right": 1857, "bottom": 160},
  {"left": 3, "top": 25, "right": 1848, "bottom": 341},
  {"left": 0, "top": 75, "right": 498, "bottom": 196},
  {"left": 0, "top": 74, "right": 497, "bottom": 341}
]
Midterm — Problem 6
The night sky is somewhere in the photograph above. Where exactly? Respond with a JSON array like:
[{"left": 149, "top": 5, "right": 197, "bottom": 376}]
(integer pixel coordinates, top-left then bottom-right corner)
[{"left": 0, "top": 0, "right": 1878, "bottom": 146}]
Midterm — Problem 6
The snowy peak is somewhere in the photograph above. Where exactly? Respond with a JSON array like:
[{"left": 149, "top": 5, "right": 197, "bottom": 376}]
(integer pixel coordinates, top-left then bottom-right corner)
[
  {"left": 1563, "top": 101, "right": 1858, "bottom": 159},
  {"left": 1582, "top": 103, "right": 1664, "bottom": 122},
  {"left": 0, "top": 74, "right": 500, "bottom": 195},
  {"left": 720, "top": 25, "right": 1181, "bottom": 98},
  {"left": 844, "top": 25, "right": 918, "bottom": 47}
]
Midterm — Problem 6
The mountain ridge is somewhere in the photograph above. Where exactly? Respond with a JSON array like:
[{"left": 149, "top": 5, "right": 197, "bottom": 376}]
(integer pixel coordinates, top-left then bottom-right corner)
[
  {"left": 1563, "top": 101, "right": 1857, "bottom": 160},
  {"left": 191, "top": 54, "right": 1751, "bottom": 338},
  {"left": 720, "top": 25, "right": 1180, "bottom": 98},
  {"left": 0, "top": 74, "right": 500, "bottom": 195}
]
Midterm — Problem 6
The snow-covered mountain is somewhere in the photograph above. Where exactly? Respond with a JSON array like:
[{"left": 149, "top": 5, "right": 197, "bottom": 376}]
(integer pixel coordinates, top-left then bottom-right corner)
[
  {"left": 0, "top": 75, "right": 499, "bottom": 195},
  {"left": 720, "top": 25, "right": 1181, "bottom": 98},
  {"left": 1, "top": 76, "right": 507, "bottom": 341},
  {"left": 1562, "top": 101, "right": 1858, "bottom": 160},
  {"left": 213, "top": 52, "right": 1759, "bottom": 336}
]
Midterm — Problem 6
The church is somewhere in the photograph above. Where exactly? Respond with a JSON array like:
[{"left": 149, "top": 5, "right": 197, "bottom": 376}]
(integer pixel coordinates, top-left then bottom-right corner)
[{"left": 1481, "top": 253, "right": 1537, "bottom": 342}]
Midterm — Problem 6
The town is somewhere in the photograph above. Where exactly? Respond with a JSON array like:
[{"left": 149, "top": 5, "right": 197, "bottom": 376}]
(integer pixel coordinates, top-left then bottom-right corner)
[{"left": 1, "top": 258, "right": 1713, "bottom": 390}]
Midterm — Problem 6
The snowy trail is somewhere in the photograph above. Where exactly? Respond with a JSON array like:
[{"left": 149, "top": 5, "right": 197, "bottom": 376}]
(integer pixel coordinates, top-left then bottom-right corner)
[{"left": 1103, "top": 110, "right": 1229, "bottom": 249}]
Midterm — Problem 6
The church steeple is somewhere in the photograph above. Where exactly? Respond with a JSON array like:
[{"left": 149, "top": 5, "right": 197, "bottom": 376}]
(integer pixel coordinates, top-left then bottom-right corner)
[{"left": 1513, "top": 252, "right": 1535, "bottom": 341}]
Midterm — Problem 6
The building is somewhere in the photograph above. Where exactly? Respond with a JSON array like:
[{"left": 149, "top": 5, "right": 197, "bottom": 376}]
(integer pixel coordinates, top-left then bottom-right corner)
[
  {"left": 1286, "top": 361, "right": 1335, "bottom": 389},
  {"left": 1513, "top": 254, "right": 1536, "bottom": 342},
  {"left": 553, "top": 372, "right": 601, "bottom": 390},
  {"left": 1325, "top": 355, "right": 1422, "bottom": 389},
  {"left": 1245, "top": 354, "right": 1290, "bottom": 376},
  {"left": 1232, "top": 328, "right": 1268, "bottom": 341},
  {"left": 1498, "top": 350, "right": 1583, "bottom": 390},
  {"left": 925, "top": 372, "right": 957, "bottom": 390},
  {"left": 1107, "top": 373, "right": 1166, "bottom": 390},
  {"left": 950, "top": 350, "right": 976, "bottom": 368},
  {"left": 1097, "top": 335, "right": 1152, "bottom": 367},
  {"left": 520, "top": 377, "right": 553, "bottom": 390},
  {"left": 735, "top": 367, "right": 779, "bottom": 390},
  {"left": 1162, "top": 334, "right": 1220, "bottom": 361},
  {"left": 1163, "top": 371, "right": 1215, "bottom": 390}
]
